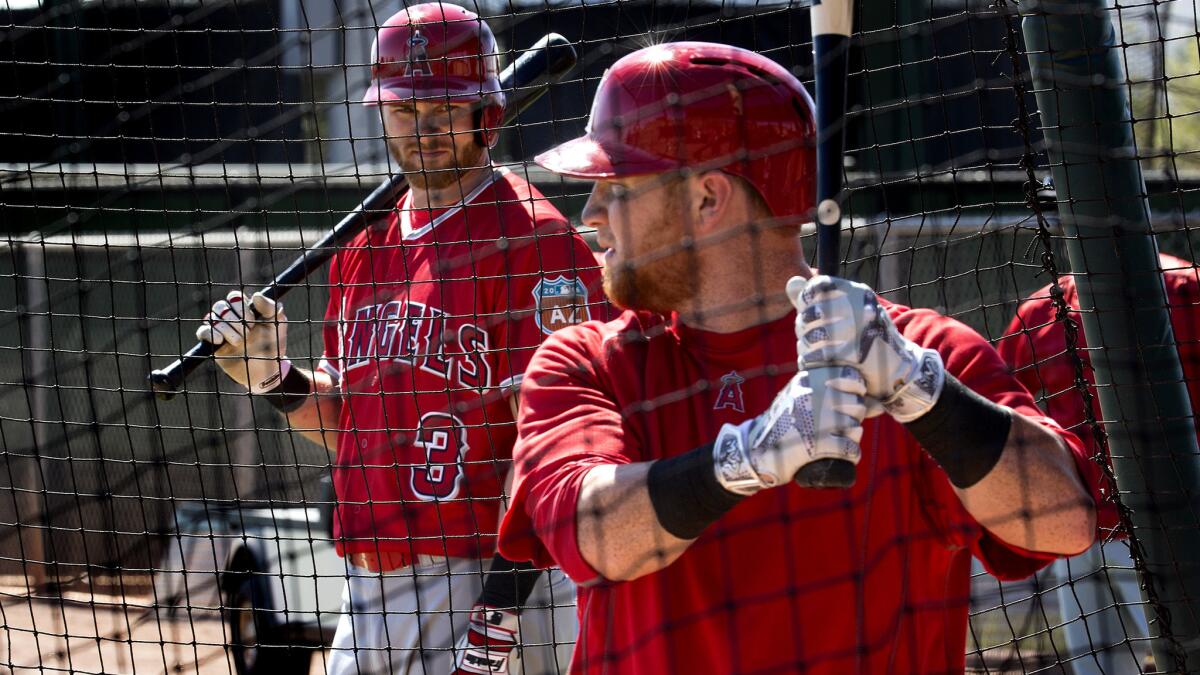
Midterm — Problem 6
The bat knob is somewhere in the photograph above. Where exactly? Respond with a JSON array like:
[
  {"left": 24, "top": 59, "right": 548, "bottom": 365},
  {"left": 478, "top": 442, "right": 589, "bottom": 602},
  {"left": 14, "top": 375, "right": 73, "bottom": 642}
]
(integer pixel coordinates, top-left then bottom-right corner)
[
  {"left": 794, "top": 458, "right": 857, "bottom": 489},
  {"left": 148, "top": 367, "right": 181, "bottom": 400}
]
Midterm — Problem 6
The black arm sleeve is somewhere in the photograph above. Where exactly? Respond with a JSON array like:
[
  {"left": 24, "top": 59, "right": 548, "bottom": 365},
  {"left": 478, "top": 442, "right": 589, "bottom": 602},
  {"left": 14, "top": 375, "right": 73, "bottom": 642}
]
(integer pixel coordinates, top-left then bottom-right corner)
[
  {"left": 261, "top": 365, "right": 313, "bottom": 413},
  {"left": 646, "top": 442, "right": 744, "bottom": 540},
  {"left": 478, "top": 553, "right": 544, "bottom": 610},
  {"left": 904, "top": 373, "right": 1012, "bottom": 489}
]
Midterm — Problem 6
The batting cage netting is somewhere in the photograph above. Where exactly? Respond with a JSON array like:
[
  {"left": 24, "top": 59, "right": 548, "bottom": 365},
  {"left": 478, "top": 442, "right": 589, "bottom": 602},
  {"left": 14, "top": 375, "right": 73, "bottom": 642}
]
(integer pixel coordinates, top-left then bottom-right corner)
[{"left": 1, "top": 0, "right": 1198, "bottom": 673}]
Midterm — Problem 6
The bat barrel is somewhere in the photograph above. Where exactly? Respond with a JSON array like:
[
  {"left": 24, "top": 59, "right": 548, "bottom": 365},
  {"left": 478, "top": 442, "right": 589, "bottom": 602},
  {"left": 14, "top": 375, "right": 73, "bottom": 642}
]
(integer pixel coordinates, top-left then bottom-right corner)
[
  {"left": 515, "top": 33, "right": 576, "bottom": 89},
  {"left": 265, "top": 173, "right": 409, "bottom": 294},
  {"left": 813, "top": 33, "right": 851, "bottom": 277}
]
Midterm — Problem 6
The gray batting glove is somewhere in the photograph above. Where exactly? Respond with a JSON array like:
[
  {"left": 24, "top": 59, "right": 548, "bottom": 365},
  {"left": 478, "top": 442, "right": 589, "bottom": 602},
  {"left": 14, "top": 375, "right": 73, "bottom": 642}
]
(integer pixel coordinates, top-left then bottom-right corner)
[
  {"left": 788, "top": 275, "right": 945, "bottom": 423},
  {"left": 714, "top": 367, "right": 867, "bottom": 496},
  {"left": 195, "top": 291, "right": 290, "bottom": 394}
]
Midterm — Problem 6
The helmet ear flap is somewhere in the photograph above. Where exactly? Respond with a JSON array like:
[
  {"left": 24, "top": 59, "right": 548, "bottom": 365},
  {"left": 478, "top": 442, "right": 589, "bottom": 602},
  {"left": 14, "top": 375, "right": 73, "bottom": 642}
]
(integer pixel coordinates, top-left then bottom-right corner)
[{"left": 476, "top": 102, "right": 504, "bottom": 147}]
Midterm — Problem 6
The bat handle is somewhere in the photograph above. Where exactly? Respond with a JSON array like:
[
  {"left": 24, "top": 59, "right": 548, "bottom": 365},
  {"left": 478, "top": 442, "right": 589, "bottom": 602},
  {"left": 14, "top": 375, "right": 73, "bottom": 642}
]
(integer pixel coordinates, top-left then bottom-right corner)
[
  {"left": 148, "top": 340, "right": 218, "bottom": 400},
  {"left": 794, "top": 458, "right": 857, "bottom": 489}
]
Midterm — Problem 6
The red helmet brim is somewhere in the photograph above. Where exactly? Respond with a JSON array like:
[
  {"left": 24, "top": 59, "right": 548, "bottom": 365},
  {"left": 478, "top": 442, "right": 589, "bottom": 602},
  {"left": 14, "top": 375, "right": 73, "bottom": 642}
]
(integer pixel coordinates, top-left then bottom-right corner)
[{"left": 535, "top": 134, "right": 679, "bottom": 179}]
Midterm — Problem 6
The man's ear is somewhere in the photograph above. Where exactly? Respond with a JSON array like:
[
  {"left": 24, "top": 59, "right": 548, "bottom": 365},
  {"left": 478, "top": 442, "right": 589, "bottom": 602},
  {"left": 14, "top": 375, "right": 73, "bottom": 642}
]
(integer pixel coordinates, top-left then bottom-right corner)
[{"left": 690, "top": 171, "right": 735, "bottom": 233}]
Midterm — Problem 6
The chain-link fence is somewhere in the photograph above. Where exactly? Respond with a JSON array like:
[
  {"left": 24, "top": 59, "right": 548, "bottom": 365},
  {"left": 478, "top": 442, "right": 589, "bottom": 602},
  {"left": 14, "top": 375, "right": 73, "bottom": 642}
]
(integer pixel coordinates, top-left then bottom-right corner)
[{"left": 3, "top": 0, "right": 1200, "bottom": 672}]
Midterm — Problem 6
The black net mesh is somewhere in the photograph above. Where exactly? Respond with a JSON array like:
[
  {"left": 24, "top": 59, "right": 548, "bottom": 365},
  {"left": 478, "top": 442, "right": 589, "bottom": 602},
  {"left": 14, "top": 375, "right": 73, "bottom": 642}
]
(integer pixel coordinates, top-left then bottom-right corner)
[{"left": 0, "top": 0, "right": 1197, "bottom": 673}]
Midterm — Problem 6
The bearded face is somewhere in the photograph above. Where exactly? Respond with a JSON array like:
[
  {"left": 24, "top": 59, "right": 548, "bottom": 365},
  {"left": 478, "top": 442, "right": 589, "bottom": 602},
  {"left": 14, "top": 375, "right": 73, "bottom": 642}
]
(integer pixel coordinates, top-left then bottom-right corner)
[
  {"left": 589, "top": 176, "right": 699, "bottom": 314},
  {"left": 380, "top": 100, "right": 487, "bottom": 191}
]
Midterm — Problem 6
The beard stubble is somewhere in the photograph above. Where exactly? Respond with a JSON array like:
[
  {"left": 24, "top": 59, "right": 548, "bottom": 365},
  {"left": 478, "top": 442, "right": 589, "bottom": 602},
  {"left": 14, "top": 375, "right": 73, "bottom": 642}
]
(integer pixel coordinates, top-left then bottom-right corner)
[
  {"left": 390, "top": 137, "right": 486, "bottom": 192},
  {"left": 604, "top": 181, "right": 698, "bottom": 315}
]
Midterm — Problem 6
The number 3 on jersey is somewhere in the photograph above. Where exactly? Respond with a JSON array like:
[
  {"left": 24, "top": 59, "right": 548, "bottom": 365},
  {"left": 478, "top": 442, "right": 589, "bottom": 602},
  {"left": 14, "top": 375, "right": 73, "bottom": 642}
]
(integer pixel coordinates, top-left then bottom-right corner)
[{"left": 410, "top": 412, "right": 469, "bottom": 501}]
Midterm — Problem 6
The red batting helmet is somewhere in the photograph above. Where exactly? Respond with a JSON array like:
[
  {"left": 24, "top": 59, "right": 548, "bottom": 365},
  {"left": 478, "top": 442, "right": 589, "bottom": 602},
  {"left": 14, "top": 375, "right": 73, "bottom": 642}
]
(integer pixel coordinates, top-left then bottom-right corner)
[
  {"left": 536, "top": 42, "right": 816, "bottom": 222},
  {"left": 362, "top": 3, "right": 505, "bottom": 147}
]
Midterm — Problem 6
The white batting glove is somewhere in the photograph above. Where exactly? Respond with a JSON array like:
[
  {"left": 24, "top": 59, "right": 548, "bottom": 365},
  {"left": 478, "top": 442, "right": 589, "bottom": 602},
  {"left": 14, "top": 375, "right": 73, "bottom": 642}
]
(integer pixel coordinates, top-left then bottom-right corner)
[
  {"left": 788, "top": 275, "right": 945, "bottom": 423},
  {"left": 714, "top": 367, "right": 867, "bottom": 496},
  {"left": 452, "top": 606, "right": 522, "bottom": 675},
  {"left": 195, "top": 291, "right": 290, "bottom": 394}
]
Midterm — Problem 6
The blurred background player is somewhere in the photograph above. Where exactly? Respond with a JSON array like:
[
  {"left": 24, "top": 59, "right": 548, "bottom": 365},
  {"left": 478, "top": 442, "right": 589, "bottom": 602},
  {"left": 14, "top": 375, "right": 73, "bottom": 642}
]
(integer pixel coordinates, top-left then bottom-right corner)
[
  {"left": 195, "top": 4, "right": 595, "bottom": 674},
  {"left": 497, "top": 42, "right": 1105, "bottom": 673},
  {"left": 999, "top": 251, "right": 1199, "bottom": 532},
  {"left": 998, "top": 252, "right": 1198, "bottom": 671}
]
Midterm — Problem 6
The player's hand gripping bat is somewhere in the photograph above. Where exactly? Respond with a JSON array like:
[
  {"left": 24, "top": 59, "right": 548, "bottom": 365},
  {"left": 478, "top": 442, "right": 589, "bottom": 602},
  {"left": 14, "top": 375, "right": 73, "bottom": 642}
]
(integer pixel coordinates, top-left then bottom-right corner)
[
  {"left": 793, "top": 0, "right": 858, "bottom": 488},
  {"left": 149, "top": 33, "right": 578, "bottom": 399}
]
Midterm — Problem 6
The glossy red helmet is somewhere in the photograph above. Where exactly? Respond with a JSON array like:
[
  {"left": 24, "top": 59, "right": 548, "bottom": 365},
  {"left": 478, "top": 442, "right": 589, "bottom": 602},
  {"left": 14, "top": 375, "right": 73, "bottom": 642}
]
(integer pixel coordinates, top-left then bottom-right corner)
[
  {"left": 362, "top": 3, "right": 505, "bottom": 147},
  {"left": 536, "top": 42, "right": 816, "bottom": 222}
]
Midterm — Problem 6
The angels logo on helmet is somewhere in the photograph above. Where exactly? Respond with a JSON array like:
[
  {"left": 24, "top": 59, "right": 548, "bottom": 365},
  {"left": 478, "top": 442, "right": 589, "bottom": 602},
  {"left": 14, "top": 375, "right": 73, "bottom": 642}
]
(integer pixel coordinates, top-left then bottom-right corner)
[
  {"left": 405, "top": 30, "right": 433, "bottom": 78},
  {"left": 531, "top": 276, "right": 591, "bottom": 335}
]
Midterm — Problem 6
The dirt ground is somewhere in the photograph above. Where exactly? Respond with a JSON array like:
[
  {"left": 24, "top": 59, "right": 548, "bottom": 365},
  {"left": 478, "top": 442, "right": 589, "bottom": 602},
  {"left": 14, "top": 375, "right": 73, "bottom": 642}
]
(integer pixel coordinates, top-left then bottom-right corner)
[
  {"left": 0, "top": 584, "right": 328, "bottom": 675},
  {"left": 0, "top": 572, "right": 1151, "bottom": 674}
]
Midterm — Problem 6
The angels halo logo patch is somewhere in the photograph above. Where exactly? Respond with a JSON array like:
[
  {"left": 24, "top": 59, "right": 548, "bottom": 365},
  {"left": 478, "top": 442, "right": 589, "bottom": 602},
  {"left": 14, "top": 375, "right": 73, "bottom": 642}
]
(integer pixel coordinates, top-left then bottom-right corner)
[
  {"left": 714, "top": 370, "right": 746, "bottom": 413},
  {"left": 532, "top": 276, "right": 590, "bottom": 335},
  {"left": 405, "top": 30, "right": 432, "bottom": 78}
]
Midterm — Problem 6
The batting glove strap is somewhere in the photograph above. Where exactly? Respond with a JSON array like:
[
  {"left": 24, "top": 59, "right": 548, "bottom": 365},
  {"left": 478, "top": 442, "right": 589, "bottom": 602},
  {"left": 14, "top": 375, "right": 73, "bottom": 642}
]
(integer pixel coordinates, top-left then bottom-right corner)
[
  {"left": 453, "top": 606, "right": 520, "bottom": 675},
  {"left": 248, "top": 357, "right": 292, "bottom": 395},
  {"left": 260, "top": 360, "right": 317, "bottom": 413},
  {"left": 713, "top": 421, "right": 768, "bottom": 496},
  {"left": 881, "top": 347, "right": 945, "bottom": 423}
]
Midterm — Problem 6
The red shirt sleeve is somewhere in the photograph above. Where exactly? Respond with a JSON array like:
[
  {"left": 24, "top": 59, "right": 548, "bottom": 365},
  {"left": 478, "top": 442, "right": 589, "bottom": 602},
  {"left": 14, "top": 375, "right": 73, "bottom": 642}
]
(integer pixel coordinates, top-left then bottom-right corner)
[
  {"left": 490, "top": 219, "right": 604, "bottom": 393},
  {"left": 895, "top": 308, "right": 1105, "bottom": 579},
  {"left": 996, "top": 288, "right": 1060, "bottom": 407},
  {"left": 498, "top": 323, "right": 637, "bottom": 583}
]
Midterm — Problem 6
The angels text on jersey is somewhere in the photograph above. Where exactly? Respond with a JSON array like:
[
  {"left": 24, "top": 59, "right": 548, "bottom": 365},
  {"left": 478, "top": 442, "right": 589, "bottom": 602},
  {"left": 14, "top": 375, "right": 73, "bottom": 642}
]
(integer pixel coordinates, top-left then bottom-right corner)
[
  {"left": 337, "top": 275, "right": 591, "bottom": 391},
  {"left": 341, "top": 298, "right": 493, "bottom": 390}
]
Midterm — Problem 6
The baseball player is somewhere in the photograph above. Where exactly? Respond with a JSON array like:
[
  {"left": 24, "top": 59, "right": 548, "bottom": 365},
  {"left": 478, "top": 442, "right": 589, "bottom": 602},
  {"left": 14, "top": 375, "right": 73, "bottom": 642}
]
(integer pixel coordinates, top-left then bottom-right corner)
[
  {"left": 998, "top": 251, "right": 1200, "bottom": 534},
  {"left": 196, "top": 5, "right": 595, "bottom": 674},
  {"left": 497, "top": 42, "right": 1107, "bottom": 673}
]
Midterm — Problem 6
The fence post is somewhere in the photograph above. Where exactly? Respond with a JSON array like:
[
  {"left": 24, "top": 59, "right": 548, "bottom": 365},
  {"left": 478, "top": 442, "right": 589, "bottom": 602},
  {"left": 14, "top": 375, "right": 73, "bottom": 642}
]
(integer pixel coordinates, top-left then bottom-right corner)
[
  {"left": 19, "top": 243, "right": 49, "bottom": 589},
  {"left": 1020, "top": 0, "right": 1200, "bottom": 669}
]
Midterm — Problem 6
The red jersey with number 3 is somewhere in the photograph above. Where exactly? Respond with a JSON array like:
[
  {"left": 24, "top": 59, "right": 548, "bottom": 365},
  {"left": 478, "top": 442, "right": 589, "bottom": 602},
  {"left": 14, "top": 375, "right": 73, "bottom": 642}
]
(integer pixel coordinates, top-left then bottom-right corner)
[
  {"left": 320, "top": 168, "right": 601, "bottom": 559},
  {"left": 499, "top": 304, "right": 1106, "bottom": 674}
]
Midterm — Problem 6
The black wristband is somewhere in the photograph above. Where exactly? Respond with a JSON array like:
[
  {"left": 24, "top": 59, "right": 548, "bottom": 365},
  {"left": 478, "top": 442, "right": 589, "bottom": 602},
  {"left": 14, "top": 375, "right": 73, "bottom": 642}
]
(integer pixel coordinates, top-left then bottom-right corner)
[
  {"left": 478, "top": 553, "right": 542, "bottom": 610},
  {"left": 261, "top": 365, "right": 313, "bottom": 413},
  {"left": 646, "top": 443, "right": 745, "bottom": 540},
  {"left": 904, "top": 374, "right": 1011, "bottom": 489}
]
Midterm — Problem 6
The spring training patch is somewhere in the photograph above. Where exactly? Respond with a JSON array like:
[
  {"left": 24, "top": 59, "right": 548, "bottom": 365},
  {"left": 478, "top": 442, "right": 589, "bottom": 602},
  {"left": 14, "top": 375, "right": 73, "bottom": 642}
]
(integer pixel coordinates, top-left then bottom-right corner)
[{"left": 532, "top": 275, "right": 591, "bottom": 335}]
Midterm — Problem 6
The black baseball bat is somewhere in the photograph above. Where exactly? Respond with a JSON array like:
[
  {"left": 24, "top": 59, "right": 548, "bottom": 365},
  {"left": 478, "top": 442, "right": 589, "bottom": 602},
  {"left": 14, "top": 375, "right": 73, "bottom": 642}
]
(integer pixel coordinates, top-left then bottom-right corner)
[
  {"left": 794, "top": 0, "right": 858, "bottom": 489},
  {"left": 149, "top": 33, "right": 578, "bottom": 399}
]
